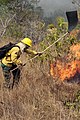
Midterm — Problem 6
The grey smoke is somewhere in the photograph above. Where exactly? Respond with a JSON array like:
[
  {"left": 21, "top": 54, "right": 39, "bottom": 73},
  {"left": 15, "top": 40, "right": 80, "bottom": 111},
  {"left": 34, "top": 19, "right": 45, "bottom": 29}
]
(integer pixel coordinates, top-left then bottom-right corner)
[{"left": 36, "top": 0, "right": 78, "bottom": 18}]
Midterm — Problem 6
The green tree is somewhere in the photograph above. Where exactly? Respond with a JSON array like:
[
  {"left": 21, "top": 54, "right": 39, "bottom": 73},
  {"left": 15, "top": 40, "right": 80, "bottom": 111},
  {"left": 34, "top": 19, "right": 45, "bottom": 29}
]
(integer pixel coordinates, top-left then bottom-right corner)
[{"left": 0, "top": 0, "right": 14, "bottom": 5}]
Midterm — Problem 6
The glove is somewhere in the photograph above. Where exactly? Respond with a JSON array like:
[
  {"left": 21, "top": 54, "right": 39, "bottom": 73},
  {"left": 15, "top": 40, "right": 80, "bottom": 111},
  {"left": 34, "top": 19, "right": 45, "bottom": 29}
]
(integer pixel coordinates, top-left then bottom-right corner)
[
  {"left": 18, "top": 62, "right": 23, "bottom": 67},
  {"left": 36, "top": 52, "right": 43, "bottom": 56}
]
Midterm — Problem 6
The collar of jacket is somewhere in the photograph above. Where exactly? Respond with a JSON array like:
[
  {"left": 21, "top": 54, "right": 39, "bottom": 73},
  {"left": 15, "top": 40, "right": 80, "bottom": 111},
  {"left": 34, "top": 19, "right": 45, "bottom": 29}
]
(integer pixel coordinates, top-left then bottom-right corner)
[{"left": 16, "top": 42, "right": 26, "bottom": 53}]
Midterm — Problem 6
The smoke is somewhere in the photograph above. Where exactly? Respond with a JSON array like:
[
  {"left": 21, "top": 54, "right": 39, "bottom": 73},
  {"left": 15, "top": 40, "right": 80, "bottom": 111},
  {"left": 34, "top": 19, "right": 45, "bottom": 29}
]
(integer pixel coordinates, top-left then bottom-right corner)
[{"left": 37, "top": 0, "right": 77, "bottom": 18}]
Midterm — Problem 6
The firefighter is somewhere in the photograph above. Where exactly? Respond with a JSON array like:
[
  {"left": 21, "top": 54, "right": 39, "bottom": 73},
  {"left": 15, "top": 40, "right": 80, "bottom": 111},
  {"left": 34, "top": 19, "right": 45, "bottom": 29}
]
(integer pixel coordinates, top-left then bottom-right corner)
[{"left": 1, "top": 38, "right": 42, "bottom": 89}]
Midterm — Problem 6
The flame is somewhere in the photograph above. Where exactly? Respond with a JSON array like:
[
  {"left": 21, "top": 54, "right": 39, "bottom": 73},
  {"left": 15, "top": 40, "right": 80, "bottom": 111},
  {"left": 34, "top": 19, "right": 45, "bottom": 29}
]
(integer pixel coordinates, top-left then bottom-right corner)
[
  {"left": 70, "top": 30, "right": 80, "bottom": 39},
  {"left": 50, "top": 43, "right": 80, "bottom": 81},
  {"left": 69, "top": 44, "right": 80, "bottom": 59}
]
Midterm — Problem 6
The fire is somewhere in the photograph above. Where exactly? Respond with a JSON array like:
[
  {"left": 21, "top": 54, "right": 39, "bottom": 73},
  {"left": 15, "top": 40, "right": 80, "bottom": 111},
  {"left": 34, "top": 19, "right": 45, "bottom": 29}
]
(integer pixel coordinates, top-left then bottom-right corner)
[
  {"left": 50, "top": 43, "right": 80, "bottom": 81},
  {"left": 70, "top": 29, "right": 80, "bottom": 39},
  {"left": 69, "top": 43, "right": 80, "bottom": 59}
]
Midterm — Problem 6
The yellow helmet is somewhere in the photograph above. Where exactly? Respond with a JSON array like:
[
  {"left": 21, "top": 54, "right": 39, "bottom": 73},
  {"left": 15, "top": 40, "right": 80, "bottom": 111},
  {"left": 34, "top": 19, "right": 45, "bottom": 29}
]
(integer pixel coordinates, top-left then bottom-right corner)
[{"left": 21, "top": 38, "right": 32, "bottom": 47}]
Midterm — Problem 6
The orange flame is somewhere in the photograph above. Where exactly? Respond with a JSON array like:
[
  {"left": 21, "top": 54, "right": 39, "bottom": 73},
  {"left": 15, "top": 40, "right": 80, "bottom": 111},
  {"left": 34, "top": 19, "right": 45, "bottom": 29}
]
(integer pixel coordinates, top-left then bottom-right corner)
[
  {"left": 50, "top": 43, "right": 80, "bottom": 81},
  {"left": 70, "top": 30, "right": 80, "bottom": 39}
]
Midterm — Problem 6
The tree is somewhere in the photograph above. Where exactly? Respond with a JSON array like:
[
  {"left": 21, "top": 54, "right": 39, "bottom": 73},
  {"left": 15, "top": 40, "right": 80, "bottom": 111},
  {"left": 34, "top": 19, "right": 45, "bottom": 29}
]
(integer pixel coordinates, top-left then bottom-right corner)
[{"left": 0, "top": 0, "right": 14, "bottom": 5}]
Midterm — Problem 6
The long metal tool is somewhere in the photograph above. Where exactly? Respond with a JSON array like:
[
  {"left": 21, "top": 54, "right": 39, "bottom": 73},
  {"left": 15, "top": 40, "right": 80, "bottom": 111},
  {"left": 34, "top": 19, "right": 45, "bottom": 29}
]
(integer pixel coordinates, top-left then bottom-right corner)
[
  {"left": 26, "top": 32, "right": 68, "bottom": 61},
  {"left": 11, "top": 31, "right": 68, "bottom": 72},
  {"left": 11, "top": 9, "right": 79, "bottom": 70}
]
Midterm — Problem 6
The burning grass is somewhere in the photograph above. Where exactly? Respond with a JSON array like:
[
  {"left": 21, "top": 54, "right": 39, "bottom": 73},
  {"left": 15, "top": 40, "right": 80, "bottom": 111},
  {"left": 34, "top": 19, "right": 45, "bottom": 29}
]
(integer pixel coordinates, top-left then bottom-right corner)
[{"left": 50, "top": 43, "right": 80, "bottom": 82}]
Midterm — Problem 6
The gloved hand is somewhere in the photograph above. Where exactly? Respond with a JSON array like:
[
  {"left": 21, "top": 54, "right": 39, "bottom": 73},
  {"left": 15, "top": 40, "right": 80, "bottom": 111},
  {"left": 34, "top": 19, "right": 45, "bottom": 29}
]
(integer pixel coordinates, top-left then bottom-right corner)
[
  {"left": 17, "top": 60, "right": 22, "bottom": 66},
  {"left": 18, "top": 62, "right": 23, "bottom": 67},
  {"left": 36, "top": 52, "right": 43, "bottom": 56}
]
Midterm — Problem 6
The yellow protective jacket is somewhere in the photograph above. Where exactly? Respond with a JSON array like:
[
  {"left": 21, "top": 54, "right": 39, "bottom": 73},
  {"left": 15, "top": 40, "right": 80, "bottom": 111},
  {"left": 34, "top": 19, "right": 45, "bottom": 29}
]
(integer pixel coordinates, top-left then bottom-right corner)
[{"left": 1, "top": 46, "right": 37, "bottom": 67}]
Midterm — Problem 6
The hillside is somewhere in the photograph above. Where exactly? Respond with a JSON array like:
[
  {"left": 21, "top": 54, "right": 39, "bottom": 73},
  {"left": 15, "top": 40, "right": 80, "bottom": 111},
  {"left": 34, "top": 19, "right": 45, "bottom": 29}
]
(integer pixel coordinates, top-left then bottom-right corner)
[
  {"left": 0, "top": 60, "right": 80, "bottom": 120},
  {"left": 0, "top": 36, "right": 80, "bottom": 120},
  {"left": 0, "top": 0, "right": 80, "bottom": 119}
]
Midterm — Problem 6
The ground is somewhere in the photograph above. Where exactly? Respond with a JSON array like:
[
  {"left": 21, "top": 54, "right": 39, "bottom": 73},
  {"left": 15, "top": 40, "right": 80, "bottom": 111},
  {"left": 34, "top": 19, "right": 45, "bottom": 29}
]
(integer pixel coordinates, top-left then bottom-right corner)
[{"left": 0, "top": 58, "right": 80, "bottom": 120}]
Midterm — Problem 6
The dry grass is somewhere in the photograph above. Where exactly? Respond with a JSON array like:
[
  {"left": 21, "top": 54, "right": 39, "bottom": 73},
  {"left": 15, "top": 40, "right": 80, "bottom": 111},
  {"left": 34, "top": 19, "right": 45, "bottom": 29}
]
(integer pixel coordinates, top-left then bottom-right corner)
[
  {"left": 0, "top": 41, "right": 80, "bottom": 120},
  {"left": 0, "top": 58, "right": 80, "bottom": 120}
]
